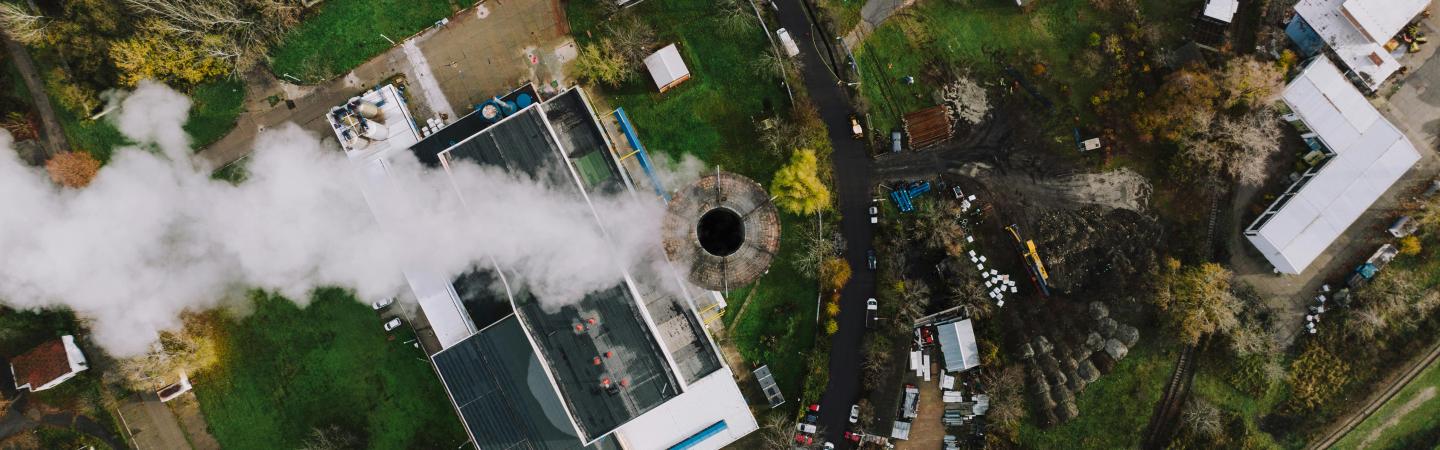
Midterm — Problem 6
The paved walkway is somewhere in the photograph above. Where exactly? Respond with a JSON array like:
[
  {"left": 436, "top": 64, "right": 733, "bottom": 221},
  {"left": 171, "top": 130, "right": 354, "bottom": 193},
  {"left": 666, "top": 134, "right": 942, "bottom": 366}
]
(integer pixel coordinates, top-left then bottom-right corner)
[
  {"left": 196, "top": 0, "right": 571, "bottom": 168},
  {"left": 118, "top": 393, "right": 193, "bottom": 450},
  {"left": 841, "top": 0, "right": 916, "bottom": 48}
]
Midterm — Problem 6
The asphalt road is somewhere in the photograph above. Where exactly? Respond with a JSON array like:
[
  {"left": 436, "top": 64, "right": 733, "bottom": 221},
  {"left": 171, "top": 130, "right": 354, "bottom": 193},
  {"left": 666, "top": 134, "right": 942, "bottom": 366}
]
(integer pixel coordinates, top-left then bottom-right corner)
[{"left": 773, "top": 0, "right": 877, "bottom": 446}]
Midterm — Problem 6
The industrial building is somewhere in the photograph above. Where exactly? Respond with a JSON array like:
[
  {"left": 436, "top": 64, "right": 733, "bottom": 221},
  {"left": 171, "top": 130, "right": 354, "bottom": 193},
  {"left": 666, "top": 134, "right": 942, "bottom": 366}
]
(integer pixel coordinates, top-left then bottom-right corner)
[
  {"left": 1286, "top": 0, "right": 1431, "bottom": 91},
  {"left": 1244, "top": 57, "right": 1421, "bottom": 274},
  {"left": 330, "top": 85, "right": 757, "bottom": 449}
]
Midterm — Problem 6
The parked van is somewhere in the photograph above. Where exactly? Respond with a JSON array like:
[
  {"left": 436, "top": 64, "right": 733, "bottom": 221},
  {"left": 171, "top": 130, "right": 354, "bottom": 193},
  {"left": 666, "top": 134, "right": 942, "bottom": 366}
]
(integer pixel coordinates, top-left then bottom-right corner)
[{"left": 776, "top": 28, "right": 801, "bottom": 57}]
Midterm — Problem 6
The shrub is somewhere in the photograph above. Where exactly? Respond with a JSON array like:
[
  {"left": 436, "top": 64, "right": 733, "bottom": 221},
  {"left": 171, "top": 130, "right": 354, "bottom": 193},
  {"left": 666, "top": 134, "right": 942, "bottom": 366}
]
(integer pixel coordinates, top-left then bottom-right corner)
[
  {"left": 1286, "top": 343, "right": 1350, "bottom": 412},
  {"left": 1398, "top": 236, "right": 1421, "bottom": 256},
  {"left": 46, "top": 151, "right": 101, "bottom": 188}
]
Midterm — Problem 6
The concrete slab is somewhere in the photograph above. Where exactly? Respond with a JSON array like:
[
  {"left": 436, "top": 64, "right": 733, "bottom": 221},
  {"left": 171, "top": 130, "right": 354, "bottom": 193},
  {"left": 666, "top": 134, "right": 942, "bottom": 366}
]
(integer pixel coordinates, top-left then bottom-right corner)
[{"left": 118, "top": 394, "right": 191, "bottom": 450}]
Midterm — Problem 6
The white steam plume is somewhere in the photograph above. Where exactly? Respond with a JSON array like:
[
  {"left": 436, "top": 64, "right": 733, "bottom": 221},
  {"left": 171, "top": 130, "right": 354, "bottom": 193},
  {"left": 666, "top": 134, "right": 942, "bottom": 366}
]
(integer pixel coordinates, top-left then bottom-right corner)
[{"left": 0, "top": 81, "right": 667, "bottom": 355}]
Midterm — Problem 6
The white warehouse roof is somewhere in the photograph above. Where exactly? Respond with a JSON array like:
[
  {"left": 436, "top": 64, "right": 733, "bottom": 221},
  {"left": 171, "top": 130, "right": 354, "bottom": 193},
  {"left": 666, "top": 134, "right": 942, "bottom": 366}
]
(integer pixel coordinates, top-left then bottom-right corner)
[
  {"left": 644, "top": 44, "right": 691, "bottom": 93},
  {"left": 1244, "top": 58, "right": 1421, "bottom": 274},
  {"left": 1294, "top": 0, "right": 1407, "bottom": 90},
  {"left": 1340, "top": 0, "right": 1431, "bottom": 44},
  {"left": 1203, "top": 0, "right": 1239, "bottom": 23},
  {"left": 937, "top": 319, "right": 980, "bottom": 372}
]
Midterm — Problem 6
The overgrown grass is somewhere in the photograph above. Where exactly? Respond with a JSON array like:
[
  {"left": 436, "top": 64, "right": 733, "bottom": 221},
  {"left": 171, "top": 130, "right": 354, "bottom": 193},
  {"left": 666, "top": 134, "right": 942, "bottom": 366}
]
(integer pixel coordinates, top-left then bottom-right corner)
[
  {"left": 193, "top": 290, "right": 466, "bottom": 449},
  {"left": 567, "top": 0, "right": 819, "bottom": 398},
  {"left": 1018, "top": 339, "right": 1175, "bottom": 449},
  {"left": 854, "top": 0, "right": 1196, "bottom": 139},
  {"left": 49, "top": 92, "right": 128, "bottom": 163},
  {"left": 184, "top": 79, "right": 247, "bottom": 149},
  {"left": 1334, "top": 353, "right": 1440, "bottom": 449},
  {"left": 269, "top": 0, "right": 457, "bottom": 83}
]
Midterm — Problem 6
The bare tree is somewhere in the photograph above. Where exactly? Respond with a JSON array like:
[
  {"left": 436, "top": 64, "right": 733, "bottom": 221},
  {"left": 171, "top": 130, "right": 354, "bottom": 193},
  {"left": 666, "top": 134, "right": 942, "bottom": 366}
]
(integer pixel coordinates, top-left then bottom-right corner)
[
  {"left": 757, "top": 118, "right": 803, "bottom": 157},
  {"left": 983, "top": 365, "right": 1026, "bottom": 431},
  {"left": 302, "top": 425, "right": 360, "bottom": 450},
  {"left": 1181, "top": 107, "right": 1282, "bottom": 187},
  {"left": 758, "top": 414, "right": 793, "bottom": 449},
  {"left": 123, "top": 0, "right": 301, "bottom": 72},
  {"left": 1219, "top": 56, "right": 1284, "bottom": 109},
  {"left": 751, "top": 46, "right": 801, "bottom": 80},
  {"left": 895, "top": 279, "right": 932, "bottom": 324},
  {"left": 0, "top": 2, "right": 47, "bottom": 44},
  {"left": 791, "top": 224, "right": 836, "bottom": 277},
  {"left": 1182, "top": 398, "right": 1223, "bottom": 437},
  {"left": 716, "top": 0, "right": 757, "bottom": 35},
  {"left": 948, "top": 279, "right": 993, "bottom": 319},
  {"left": 606, "top": 14, "right": 657, "bottom": 69}
]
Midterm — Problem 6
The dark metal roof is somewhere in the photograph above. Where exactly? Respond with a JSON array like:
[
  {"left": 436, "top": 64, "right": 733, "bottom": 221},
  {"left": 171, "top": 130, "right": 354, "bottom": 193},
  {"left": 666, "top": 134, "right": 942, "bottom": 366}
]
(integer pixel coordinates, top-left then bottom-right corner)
[
  {"left": 411, "top": 84, "right": 542, "bottom": 166},
  {"left": 433, "top": 316, "right": 584, "bottom": 450},
  {"left": 431, "top": 102, "right": 680, "bottom": 440}
]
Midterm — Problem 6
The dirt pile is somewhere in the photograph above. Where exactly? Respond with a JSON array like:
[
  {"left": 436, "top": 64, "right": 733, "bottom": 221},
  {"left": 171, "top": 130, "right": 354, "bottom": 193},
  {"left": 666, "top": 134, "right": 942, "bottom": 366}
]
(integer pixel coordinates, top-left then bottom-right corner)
[{"left": 1032, "top": 206, "right": 1162, "bottom": 294}]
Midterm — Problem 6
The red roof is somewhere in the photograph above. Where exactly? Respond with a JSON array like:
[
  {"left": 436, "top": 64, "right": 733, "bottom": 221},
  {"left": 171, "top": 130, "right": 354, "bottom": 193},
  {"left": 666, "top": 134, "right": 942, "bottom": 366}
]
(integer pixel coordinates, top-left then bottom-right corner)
[{"left": 11, "top": 339, "right": 73, "bottom": 390}]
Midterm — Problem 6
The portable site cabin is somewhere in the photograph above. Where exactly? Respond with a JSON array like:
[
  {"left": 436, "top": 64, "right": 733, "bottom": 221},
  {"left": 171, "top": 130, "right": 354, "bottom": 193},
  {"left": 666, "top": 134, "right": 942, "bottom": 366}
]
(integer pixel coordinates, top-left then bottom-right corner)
[{"left": 644, "top": 44, "right": 692, "bottom": 93}]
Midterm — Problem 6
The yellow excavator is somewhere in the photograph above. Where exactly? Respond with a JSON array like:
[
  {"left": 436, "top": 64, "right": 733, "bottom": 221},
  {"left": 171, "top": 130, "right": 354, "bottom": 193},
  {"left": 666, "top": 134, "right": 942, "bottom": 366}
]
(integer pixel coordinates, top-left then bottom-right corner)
[{"left": 1005, "top": 224, "right": 1051, "bottom": 297}]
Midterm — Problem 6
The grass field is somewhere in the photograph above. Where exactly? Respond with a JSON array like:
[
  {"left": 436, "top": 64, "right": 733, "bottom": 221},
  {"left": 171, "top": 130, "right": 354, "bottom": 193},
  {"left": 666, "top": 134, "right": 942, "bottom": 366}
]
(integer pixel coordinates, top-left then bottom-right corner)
[
  {"left": 269, "top": 0, "right": 457, "bottom": 83},
  {"left": 566, "top": 0, "right": 821, "bottom": 399},
  {"left": 193, "top": 290, "right": 466, "bottom": 449},
  {"left": 854, "top": 0, "right": 1197, "bottom": 137},
  {"left": 184, "top": 79, "right": 247, "bottom": 149},
  {"left": 1335, "top": 355, "right": 1440, "bottom": 449},
  {"left": 1017, "top": 339, "right": 1175, "bottom": 449}
]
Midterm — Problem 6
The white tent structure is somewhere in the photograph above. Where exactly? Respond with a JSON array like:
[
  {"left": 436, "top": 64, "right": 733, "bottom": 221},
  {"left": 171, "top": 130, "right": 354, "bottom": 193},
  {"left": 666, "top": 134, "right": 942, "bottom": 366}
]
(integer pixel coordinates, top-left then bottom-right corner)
[
  {"left": 1244, "top": 57, "right": 1421, "bottom": 274},
  {"left": 644, "top": 44, "right": 692, "bottom": 93},
  {"left": 937, "top": 319, "right": 981, "bottom": 372},
  {"left": 1292, "top": 0, "right": 1431, "bottom": 90}
]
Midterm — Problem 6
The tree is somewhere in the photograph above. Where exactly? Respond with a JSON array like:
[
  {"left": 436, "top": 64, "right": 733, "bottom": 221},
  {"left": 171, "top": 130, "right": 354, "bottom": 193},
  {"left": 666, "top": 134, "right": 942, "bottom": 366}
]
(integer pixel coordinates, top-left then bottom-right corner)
[
  {"left": 716, "top": 0, "right": 757, "bottom": 34},
  {"left": 45, "top": 68, "right": 100, "bottom": 115},
  {"left": 301, "top": 425, "right": 361, "bottom": 450},
  {"left": 573, "top": 39, "right": 628, "bottom": 87},
  {"left": 605, "top": 14, "right": 657, "bottom": 69},
  {"left": 758, "top": 414, "right": 793, "bottom": 449},
  {"left": 1183, "top": 108, "right": 1283, "bottom": 187},
  {"left": 791, "top": 224, "right": 836, "bottom": 277},
  {"left": 1133, "top": 67, "right": 1220, "bottom": 143},
  {"left": 751, "top": 46, "right": 801, "bottom": 80},
  {"left": 0, "top": 2, "right": 46, "bottom": 44},
  {"left": 1182, "top": 397, "right": 1222, "bottom": 437},
  {"left": 819, "top": 257, "right": 851, "bottom": 291},
  {"left": 984, "top": 365, "right": 1026, "bottom": 436},
  {"left": 1218, "top": 56, "right": 1284, "bottom": 109},
  {"left": 757, "top": 118, "right": 802, "bottom": 157},
  {"left": 1, "top": 112, "right": 39, "bottom": 141},
  {"left": 114, "top": 313, "right": 221, "bottom": 390},
  {"left": 124, "top": 0, "right": 301, "bottom": 73},
  {"left": 1287, "top": 342, "right": 1350, "bottom": 412},
  {"left": 947, "top": 278, "right": 992, "bottom": 319},
  {"left": 1152, "top": 261, "right": 1241, "bottom": 345},
  {"left": 825, "top": 300, "right": 840, "bottom": 317},
  {"left": 895, "top": 278, "right": 932, "bottom": 324},
  {"left": 912, "top": 200, "right": 964, "bottom": 254},
  {"left": 1399, "top": 235, "right": 1422, "bottom": 256},
  {"left": 46, "top": 151, "right": 101, "bottom": 188},
  {"left": 825, "top": 319, "right": 838, "bottom": 335},
  {"left": 110, "top": 22, "right": 229, "bottom": 87},
  {"left": 856, "top": 399, "right": 875, "bottom": 427},
  {"left": 770, "top": 149, "right": 831, "bottom": 215}
]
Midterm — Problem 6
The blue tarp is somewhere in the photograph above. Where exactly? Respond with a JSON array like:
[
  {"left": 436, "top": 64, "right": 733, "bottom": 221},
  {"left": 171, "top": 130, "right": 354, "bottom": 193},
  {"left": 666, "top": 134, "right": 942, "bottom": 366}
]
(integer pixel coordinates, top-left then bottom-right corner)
[{"left": 1286, "top": 17, "right": 1326, "bottom": 57}]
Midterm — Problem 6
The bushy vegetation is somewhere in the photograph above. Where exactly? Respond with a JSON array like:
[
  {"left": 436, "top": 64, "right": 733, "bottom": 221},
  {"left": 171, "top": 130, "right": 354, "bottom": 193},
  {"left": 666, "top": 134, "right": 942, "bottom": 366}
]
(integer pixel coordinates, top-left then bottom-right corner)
[{"left": 193, "top": 289, "right": 466, "bottom": 449}]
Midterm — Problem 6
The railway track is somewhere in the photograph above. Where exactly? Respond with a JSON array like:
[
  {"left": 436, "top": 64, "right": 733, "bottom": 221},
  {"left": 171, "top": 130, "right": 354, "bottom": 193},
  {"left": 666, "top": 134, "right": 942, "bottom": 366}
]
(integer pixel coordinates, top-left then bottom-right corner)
[
  {"left": 1141, "top": 342, "right": 1199, "bottom": 449},
  {"left": 1308, "top": 338, "right": 1440, "bottom": 450}
]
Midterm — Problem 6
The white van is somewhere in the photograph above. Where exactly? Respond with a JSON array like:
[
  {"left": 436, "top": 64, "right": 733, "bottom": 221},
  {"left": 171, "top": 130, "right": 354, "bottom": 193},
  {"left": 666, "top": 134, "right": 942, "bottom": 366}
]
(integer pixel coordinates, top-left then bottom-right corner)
[{"left": 776, "top": 28, "right": 801, "bottom": 57}]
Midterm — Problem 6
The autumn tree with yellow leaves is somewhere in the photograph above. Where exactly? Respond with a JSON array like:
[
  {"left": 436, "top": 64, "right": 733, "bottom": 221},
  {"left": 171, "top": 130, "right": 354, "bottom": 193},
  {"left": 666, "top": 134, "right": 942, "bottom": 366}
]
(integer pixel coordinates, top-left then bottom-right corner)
[{"left": 770, "top": 149, "right": 831, "bottom": 215}]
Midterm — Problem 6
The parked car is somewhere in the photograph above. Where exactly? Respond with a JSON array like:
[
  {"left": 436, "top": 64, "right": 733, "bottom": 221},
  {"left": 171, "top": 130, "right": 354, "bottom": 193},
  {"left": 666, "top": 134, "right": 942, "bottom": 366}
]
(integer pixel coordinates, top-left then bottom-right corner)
[
  {"left": 866, "top": 298, "right": 878, "bottom": 329},
  {"left": 849, "top": 114, "right": 864, "bottom": 139},
  {"left": 891, "top": 130, "right": 903, "bottom": 153},
  {"left": 843, "top": 431, "right": 862, "bottom": 442},
  {"left": 371, "top": 297, "right": 395, "bottom": 310},
  {"left": 794, "top": 433, "right": 814, "bottom": 446},
  {"left": 849, "top": 404, "right": 860, "bottom": 423},
  {"left": 383, "top": 318, "right": 403, "bottom": 332},
  {"left": 823, "top": 442, "right": 835, "bottom": 450},
  {"left": 869, "top": 205, "right": 879, "bottom": 224},
  {"left": 776, "top": 28, "right": 801, "bottom": 57},
  {"left": 807, "top": 403, "right": 821, "bottom": 412},
  {"left": 867, "top": 249, "right": 877, "bottom": 270},
  {"left": 796, "top": 423, "right": 817, "bottom": 434}
]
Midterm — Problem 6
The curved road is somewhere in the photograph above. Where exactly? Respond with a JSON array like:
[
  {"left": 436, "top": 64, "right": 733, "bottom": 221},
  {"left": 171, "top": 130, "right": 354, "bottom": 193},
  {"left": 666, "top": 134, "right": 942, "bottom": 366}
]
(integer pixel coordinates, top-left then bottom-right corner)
[{"left": 774, "top": 0, "right": 876, "bottom": 447}]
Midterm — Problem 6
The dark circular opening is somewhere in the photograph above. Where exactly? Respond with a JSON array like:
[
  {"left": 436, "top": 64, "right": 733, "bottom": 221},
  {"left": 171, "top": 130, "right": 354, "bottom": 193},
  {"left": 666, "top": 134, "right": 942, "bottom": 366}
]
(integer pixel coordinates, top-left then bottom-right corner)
[{"left": 697, "top": 208, "right": 745, "bottom": 257}]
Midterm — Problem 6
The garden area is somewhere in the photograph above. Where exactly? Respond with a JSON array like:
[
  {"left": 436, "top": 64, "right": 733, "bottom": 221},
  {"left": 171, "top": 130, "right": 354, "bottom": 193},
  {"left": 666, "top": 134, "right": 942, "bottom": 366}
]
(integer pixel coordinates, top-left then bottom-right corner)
[
  {"left": 192, "top": 289, "right": 466, "bottom": 449},
  {"left": 565, "top": 0, "right": 831, "bottom": 408}
]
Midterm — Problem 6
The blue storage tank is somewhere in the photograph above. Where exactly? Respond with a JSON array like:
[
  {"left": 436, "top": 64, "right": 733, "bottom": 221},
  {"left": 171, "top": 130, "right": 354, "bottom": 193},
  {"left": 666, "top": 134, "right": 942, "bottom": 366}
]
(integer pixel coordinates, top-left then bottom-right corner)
[{"left": 515, "top": 93, "right": 534, "bottom": 109}]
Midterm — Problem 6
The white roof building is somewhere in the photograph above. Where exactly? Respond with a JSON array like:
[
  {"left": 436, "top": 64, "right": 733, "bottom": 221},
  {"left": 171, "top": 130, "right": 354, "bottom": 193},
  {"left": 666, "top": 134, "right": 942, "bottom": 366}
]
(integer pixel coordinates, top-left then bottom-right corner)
[
  {"left": 1203, "top": 0, "right": 1239, "bottom": 23},
  {"left": 1292, "top": 0, "right": 1430, "bottom": 90},
  {"left": 1244, "top": 57, "right": 1421, "bottom": 274},
  {"left": 644, "top": 44, "right": 691, "bottom": 93},
  {"left": 937, "top": 319, "right": 980, "bottom": 372}
]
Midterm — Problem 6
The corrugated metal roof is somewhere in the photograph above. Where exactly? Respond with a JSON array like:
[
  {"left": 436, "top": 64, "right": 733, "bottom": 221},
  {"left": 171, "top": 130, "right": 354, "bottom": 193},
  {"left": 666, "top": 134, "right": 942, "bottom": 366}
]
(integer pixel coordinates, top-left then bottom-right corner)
[
  {"left": 936, "top": 319, "right": 980, "bottom": 372},
  {"left": 1203, "top": 0, "right": 1239, "bottom": 23},
  {"left": 1341, "top": 0, "right": 1430, "bottom": 44},
  {"left": 1246, "top": 58, "right": 1420, "bottom": 273},
  {"left": 1294, "top": 0, "right": 1406, "bottom": 89}
]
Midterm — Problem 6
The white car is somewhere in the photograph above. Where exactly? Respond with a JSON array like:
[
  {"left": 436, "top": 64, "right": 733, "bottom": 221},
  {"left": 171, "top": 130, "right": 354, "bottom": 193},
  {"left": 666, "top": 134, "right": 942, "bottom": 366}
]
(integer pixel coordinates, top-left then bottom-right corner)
[
  {"left": 383, "top": 318, "right": 403, "bottom": 331},
  {"left": 869, "top": 206, "right": 879, "bottom": 224},
  {"left": 372, "top": 297, "right": 395, "bottom": 310},
  {"left": 849, "top": 404, "right": 860, "bottom": 423}
]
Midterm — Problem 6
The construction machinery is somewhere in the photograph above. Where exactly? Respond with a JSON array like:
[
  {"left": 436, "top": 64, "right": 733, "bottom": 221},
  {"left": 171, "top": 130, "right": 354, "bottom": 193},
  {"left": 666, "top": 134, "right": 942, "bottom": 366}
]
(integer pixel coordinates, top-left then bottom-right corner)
[{"left": 1005, "top": 224, "right": 1051, "bottom": 297}]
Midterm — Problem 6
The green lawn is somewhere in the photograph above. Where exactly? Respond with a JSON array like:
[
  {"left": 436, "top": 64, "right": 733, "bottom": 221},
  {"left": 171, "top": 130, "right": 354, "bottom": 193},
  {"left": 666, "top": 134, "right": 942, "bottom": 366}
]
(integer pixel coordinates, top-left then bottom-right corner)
[
  {"left": 184, "top": 79, "right": 247, "bottom": 149},
  {"left": 193, "top": 289, "right": 466, "bottom": 449},
  {"left": 854, "top": 0, "right": 1197, "bottom": 138},
  {"left": 567, "top": 0, "right": 820, "bottom": 399},
  {"left": 1335, "top": 355, "right": 1440, "bottom": 449},
  {"left": 1018, "top": 339, "right": 1175, "bottom": 449},
  {"left": 269, "top": 0, "right": 457, "bottom": 83}
]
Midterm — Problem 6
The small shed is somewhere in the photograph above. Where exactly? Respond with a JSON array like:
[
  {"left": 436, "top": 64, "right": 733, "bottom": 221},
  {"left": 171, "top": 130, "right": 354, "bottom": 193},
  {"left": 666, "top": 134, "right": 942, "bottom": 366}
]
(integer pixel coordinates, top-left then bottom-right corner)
[
  {"left": 1202, "top": 0, "right": 1239, "bottom": 23},
  {"left": 644, "top": 44, "right": 691, "bottom": 93},
  {"left": 937, "top": 319, "right": 981, "bottom": 372},
  {"left": 10, "top": 335, "right": 88, "bottom": 392}
]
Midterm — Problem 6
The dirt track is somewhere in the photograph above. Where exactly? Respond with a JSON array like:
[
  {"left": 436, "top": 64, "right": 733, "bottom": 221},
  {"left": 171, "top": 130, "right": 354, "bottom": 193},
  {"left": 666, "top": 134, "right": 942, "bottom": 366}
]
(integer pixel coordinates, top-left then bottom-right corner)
[{"left": 1308, "top": 338, "right": 1440, "bottom": 450}]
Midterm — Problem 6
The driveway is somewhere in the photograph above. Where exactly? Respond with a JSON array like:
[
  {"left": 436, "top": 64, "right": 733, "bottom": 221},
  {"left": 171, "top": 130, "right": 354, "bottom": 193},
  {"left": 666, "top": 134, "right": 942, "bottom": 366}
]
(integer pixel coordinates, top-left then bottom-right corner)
[
  {"left": 775, "top": 0, "right": 876, "bottom": 447},
  {"left": 197, "top": 0, "right": 573, "bottom": 168}
]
